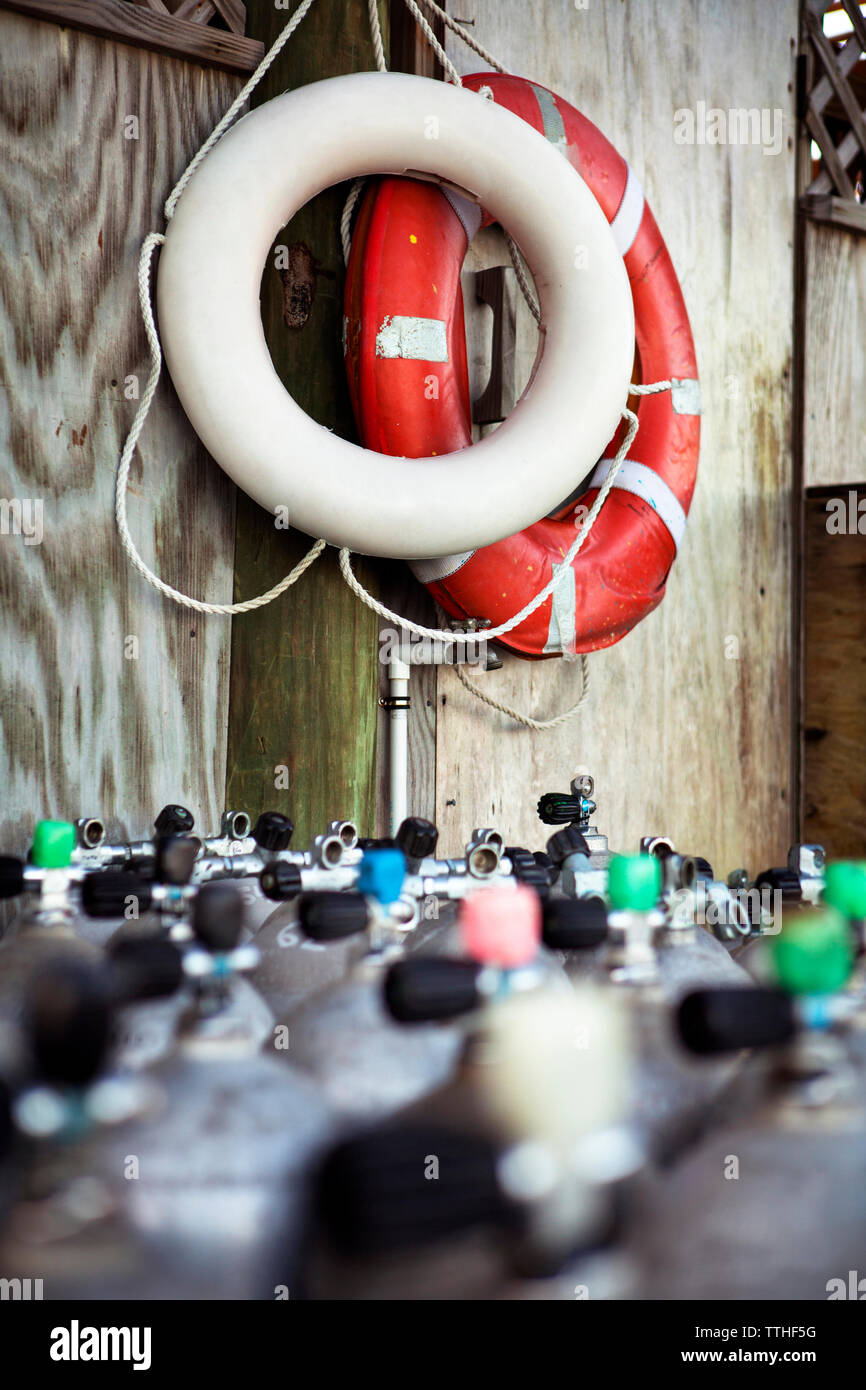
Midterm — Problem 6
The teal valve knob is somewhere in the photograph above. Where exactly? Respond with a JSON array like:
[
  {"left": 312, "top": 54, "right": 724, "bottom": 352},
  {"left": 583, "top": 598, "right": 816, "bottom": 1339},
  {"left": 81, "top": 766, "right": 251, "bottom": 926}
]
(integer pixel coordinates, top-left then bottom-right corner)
[
  {"left": 608, "top": 854, "right": 661, "bottom": 911},
  {"left": 358, "top": 848, "right": 406, "bottom": 906}
]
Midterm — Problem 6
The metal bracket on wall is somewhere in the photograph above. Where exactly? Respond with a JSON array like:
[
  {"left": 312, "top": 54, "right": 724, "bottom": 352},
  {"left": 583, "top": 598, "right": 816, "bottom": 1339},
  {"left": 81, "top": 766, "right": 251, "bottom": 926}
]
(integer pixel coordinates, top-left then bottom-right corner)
[{"left": 471, "top": 265, "right": 519, "bottom": 426}]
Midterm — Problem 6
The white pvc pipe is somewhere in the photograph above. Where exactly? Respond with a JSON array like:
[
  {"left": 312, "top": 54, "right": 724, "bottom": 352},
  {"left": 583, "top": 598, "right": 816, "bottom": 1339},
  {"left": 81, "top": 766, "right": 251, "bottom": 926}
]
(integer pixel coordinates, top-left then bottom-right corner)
[{"left": 388, "top": 657, "right": 410, "bottom": 837}]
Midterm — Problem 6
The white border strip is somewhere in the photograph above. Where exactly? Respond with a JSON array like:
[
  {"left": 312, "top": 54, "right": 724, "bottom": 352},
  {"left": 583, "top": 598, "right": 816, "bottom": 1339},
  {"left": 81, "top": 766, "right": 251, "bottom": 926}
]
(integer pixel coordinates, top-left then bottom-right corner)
[
  {"left": 543, "top": 561, "right": 577, "bottom": 654},
  {"left": 588, "top": 458, "right": 688, "bottom": 549},
  {"left": 610, "top": 165, "right": 645, "bottom": 256}
]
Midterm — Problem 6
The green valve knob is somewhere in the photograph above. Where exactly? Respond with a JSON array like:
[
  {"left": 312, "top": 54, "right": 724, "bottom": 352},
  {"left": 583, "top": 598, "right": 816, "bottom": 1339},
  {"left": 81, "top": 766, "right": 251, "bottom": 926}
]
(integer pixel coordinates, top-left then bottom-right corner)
[
  {"left": 31, "top": 820, "right": 76, "bottom": 869},
  {"left": 608, "top": 854, "right": 661, "bottom": 912},
  {"left": 770, "top": 910, "right": 854, "bottom": 997},
  {"left": 823, "top": 861, "right": 866, "bottom": 920}
]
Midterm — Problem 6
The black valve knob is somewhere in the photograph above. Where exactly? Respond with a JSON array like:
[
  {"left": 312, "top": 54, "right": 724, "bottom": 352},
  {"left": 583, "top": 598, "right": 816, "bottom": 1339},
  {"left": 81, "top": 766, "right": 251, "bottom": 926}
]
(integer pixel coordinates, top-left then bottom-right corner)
[
  {"left": 384, "top": 957, "right": 482, "bottom": 1023},
  {"left": 506, "top": 848, "right": 553, "bottom": 899},
  {"left": 154, "top": 804, "right": 195, "bottom": 836},
  {"left": 155, "top": 834, "right": 200, "bottom": 886},
  {"left": 677, "top": 987, "right": 796, "bottom": 1055},
  {"left": 192, "top": 881, "right": 245, "bottom": 953},
  {"left": 395, "top": 817, "right": 439, "bottom": 863},
  {"left": 542, "top": 897, "right": 608, "bottom": 951},
  {"left": 0, "top": 856, "right": 25, "bottom": 900},
  {"left": 260, "top": 861, "right": 303, "bottom": 902},
  {"left": 27, "top": 960, "right": 112, "bottom": 1088},
  {"left": 356, "top": 837, "right": 397, "bottom": 851},
  {"left": 533, "top": 851, "right": 559, "bottom": 886},
  {"left": 537, "top": 792, "right": 586, "bottom": 826},
  {"left": 317, "top": 1123, "right": 504, "bottom": 1257},
  {"left": 545, "top": 824, "right": 591, "bottom": 867},
  {"left": 755, "top": 867, "right": 803, "bottom": 903},
  {"left": 107, "top": 937, "right": 184, "bottom": 1004},
  {"left": 685, "top": 855, "right": 714, "bottom": 882},
  {"left": 253, "top": 812, "right": 294, "bottom": 853},
  {"left": 297, "top": 891, "right": 369, "bottom": 942},
  {"left": 81, "top": 871, "right": 154, "bottom": 919}
]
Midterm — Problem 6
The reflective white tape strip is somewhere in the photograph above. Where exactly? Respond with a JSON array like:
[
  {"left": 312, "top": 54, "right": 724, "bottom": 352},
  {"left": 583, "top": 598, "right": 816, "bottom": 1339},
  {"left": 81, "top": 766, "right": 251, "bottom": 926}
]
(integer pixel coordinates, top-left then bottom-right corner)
[
  {"left": 670, "top": 377, "right": 702, "bottom": 416},
  {"left": 442, "top": 187, "right": 483, "bottom": 244},
  {"left": 543, "top": 562, "right": 577, "bottom": 655},
  {"left": 610, "top": 165, "right": 645, "bottom": 256},
  {"left": 411, "top": 550, "right": 476, "bottom": 584},
  {"left": 530, "top": 84, "right": 568, "bottom": 158},
  {"left": 375, "top": 316, "right": 448, "bottom": 362},
  {"left": 587, "top": 458, "right": 688, "bottom": 549}
]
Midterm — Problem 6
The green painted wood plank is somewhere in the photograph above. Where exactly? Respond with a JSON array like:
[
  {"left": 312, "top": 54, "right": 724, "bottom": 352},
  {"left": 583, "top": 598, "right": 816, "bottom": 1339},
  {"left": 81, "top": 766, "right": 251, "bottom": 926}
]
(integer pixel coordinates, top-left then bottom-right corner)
[{"left": 225, "top": 0, "right": 388, "bottom": 847}]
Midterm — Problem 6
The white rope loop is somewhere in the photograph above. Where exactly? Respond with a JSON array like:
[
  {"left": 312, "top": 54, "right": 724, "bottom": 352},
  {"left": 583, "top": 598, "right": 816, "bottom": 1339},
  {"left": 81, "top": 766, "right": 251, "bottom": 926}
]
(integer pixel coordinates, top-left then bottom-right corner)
[
  {"left": 116, "top": 0, "right": 327, "bottom": 617},
  {"left": 455, "top": 652, "right": 590, "bottom": 731},
  {"left": 116, "top": 233, "right": 327, "bottom": 615}
]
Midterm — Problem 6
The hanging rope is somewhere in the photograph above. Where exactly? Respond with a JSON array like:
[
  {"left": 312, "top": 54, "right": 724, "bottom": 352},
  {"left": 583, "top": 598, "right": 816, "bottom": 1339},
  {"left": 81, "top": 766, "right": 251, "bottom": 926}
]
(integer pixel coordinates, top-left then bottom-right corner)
[
  {"left": 115, "top": 0, "right": 325, "bottom": 616},
  {"left": 454, "top": 652, "right": 591, "bottom": 731}
]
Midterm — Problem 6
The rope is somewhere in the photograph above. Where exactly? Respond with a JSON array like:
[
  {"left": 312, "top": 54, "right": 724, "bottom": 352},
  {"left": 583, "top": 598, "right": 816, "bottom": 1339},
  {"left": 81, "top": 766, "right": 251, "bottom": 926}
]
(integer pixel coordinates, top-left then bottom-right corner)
[
  {"left": 503, "top": 234, "right": 541, "bottom": 325},
  {"left": 417, "top": 0, "right": 508, "bottom": 73},
  {"left": 455, "top": 652, "right": 590, "bottom": 731},
  {"left": 403, "top": 0, "right": 463, "bottom": 85},
  {"left": 165, "top": 0, "right": 319, "bottom": 222},
  {"left": 366, "top": 0, "right": 387, "bottom": 76},
  {"left": 339, "top": 399, "right": 644, "bottom": 645},
  {"left": 341, "top": 178, "right": 366, "bottom": 266},
  {"left": 116, "top": 0, "right": 326, "bottom": 617}
]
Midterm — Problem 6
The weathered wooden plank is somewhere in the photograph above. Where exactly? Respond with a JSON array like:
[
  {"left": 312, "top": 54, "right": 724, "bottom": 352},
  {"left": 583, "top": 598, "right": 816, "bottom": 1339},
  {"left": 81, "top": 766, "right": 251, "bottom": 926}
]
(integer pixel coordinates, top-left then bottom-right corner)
[
  {"left": 802, "top": 488, "right": 866, "bottom": 855},
  {"left": 803, "top": 220, "right": 866, "bottom": 484},
  {"left": 0, "top": 0, "right": 264, "bottom": 72},
  {"left": 0, "top": 11, "right": 239, "bottom": 851},
  {"left": 225, "top": 1, "right": 388, "bottom": 848},
  {"left": 434, "top": 0, "right": 798, "bottom": 876},
  {"left": 801, "top": 192, "right": 866, "bottom": 234}
]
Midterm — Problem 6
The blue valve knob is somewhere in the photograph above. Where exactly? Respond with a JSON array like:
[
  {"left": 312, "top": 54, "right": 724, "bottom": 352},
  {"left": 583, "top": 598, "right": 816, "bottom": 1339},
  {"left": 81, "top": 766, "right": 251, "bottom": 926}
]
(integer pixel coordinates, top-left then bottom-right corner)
[{"left": 358, "top": 848, "right": 406, "bottom": 906}]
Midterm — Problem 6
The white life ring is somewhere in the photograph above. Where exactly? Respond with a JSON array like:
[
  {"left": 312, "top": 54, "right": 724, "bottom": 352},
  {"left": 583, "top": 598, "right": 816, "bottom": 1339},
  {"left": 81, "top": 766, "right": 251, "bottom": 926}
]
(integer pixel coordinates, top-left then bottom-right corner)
[{"left": 157, "top": 72, "right": 634, "bottom": 560}]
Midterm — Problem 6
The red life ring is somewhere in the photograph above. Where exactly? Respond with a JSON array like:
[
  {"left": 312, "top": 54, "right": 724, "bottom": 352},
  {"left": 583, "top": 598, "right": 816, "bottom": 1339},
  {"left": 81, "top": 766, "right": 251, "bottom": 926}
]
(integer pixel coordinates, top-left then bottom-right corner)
[{"left": 343, "top": 73, "right": 700, "bottom": 656}]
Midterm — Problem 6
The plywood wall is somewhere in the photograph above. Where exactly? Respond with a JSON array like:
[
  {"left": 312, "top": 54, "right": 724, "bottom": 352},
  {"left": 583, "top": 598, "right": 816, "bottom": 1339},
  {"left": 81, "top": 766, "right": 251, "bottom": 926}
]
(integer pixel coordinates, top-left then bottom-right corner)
[
  {"left": 802, "top": 488, "right": 866, "bottom": 856},
  {"left": 803, "top": 222, "right": 866, "bottom": 487},
  {"left": 0, "top": 13, "right": 239, "bottom": 850},
  {"left": 423, "top": 0, "right": 799, "bottom": 875}
]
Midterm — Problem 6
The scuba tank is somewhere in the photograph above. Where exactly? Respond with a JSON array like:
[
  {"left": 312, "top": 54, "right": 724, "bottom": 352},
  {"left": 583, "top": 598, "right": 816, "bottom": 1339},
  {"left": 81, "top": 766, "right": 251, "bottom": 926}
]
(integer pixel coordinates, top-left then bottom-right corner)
[
  {"left": 276, "top": 846, "right": 462, "bottom": 1120},
  {"left": 0, "top": 886, "right": 336, "bottom": 1299},
  {"left": 0, "top": 821, "right": 105, "bottom": 1074},
  {"left": 100, "top": 878, "right": 336, "bottom": 1299},
  {"left": 643, "top": 906, "right": 866, "bottom": 1298},
  {"left": 308, "top": 891, "right": 641, "bottom": 1299},
  {"left": 543, "top": 854, "right": 751, "bottom": 1158},
  {"left": 0, "top": 957, "right": 177, "bottom": 1298},
  {"left": 81, "top": 870, "right": 274, "bottom": 1069}
]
